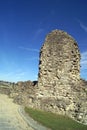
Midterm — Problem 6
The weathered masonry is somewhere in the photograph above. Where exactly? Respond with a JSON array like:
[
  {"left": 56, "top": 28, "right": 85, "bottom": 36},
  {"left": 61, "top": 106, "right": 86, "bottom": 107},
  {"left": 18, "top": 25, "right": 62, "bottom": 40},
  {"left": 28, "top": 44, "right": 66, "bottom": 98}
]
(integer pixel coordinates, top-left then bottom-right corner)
[{"left": 38, "top": 30, "right": 81, "bottom": 97}]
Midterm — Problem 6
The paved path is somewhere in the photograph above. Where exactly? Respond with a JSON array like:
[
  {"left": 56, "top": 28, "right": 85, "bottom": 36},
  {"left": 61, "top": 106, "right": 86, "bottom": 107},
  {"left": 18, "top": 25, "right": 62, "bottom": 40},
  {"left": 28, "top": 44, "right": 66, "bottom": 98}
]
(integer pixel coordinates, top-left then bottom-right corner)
[{"left": 0, "top": 94, "right": 33, "bottom": 130}]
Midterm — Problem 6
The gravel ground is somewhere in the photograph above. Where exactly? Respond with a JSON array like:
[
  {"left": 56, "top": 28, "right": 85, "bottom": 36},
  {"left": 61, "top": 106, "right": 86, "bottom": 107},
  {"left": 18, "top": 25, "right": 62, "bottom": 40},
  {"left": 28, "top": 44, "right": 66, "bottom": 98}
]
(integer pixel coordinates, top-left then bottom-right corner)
[{"left": 0, "top": 94, "right": 33, "bottom": 130}]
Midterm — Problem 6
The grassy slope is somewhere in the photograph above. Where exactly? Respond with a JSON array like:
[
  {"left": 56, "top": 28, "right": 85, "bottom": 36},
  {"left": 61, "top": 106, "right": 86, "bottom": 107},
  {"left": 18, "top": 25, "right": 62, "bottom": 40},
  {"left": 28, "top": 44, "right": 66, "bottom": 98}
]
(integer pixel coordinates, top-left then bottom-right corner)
[{"left": 25, "top": 107, "right": 87, "bottom": 130}]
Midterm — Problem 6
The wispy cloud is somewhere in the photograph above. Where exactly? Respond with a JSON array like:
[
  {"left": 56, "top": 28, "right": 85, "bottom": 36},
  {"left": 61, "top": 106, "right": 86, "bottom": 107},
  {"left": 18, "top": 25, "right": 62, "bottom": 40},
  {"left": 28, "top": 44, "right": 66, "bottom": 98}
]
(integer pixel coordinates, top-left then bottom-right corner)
[
  {"left": 34, "top": 28, "right": 44, "bottom": 38},
  {"left": 15, "top": 72, "right": 26, "bottom": 80},
  {"left": 77, "top": 19, "right": 87, "bottom": 32},
  {"left": 0, "top": 72, "right": 13, "bottom": 77},
  {"left": 80, "top": 23, "right": 87, "bottom": 32},
  {"left": 19, "top": 46, "right": 39, "bottom": 52},
  {"left": 0, "top": 69, "right": 26, "bottom": 82},
  {"left": 32, "top": 22, "right": 45, "bottom": 38},
  {"left": 15, "top": 72, "right": 25, "bottom": 76}
]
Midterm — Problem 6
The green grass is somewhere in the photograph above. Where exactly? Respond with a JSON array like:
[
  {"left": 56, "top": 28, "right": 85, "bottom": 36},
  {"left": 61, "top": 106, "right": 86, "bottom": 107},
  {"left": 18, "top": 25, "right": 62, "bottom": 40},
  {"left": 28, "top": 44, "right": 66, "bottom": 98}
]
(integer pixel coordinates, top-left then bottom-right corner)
[{"left": 25, "top": 107, "right": 87, "bottom": 130}]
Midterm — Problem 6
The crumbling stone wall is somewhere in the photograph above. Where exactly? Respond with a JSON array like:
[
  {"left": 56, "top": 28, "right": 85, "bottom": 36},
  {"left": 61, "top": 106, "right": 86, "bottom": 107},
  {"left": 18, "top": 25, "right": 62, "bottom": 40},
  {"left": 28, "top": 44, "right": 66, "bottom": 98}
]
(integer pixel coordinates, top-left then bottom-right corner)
[
  {"left": 38, "top": 30, "right": 81, "bottom": 97},
  {"left": 34, "top": 30, "right": 87, "bottom": 124}
]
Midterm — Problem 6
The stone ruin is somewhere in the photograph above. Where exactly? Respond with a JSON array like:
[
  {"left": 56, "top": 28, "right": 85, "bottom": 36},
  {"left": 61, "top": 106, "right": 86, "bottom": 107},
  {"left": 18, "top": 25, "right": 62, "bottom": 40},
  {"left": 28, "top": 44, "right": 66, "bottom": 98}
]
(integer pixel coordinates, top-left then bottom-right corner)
[
  {"left": 38, "top": 30, "right": 80, "bottom": 97},
  {"left": 34, "top": 30, "right": 87, "bottom": 124},
  {"left": 0, "top": 29, "right": 87, "bottom": 124}
]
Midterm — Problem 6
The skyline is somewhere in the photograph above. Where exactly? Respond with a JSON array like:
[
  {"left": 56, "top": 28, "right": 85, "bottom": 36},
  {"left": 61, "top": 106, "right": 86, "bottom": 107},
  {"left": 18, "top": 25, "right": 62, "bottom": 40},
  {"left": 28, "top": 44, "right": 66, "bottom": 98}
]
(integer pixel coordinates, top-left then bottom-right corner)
[{"left": 0, "top": 0, "right": 87, "bottom": 82}]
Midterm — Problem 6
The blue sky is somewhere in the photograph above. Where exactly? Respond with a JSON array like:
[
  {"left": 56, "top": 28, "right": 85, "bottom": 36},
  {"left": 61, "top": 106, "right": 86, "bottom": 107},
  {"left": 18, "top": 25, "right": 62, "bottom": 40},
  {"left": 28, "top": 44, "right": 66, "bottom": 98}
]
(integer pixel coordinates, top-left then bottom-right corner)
[{"left": 0, "top": 0, "right": 87, "bottom": 82}]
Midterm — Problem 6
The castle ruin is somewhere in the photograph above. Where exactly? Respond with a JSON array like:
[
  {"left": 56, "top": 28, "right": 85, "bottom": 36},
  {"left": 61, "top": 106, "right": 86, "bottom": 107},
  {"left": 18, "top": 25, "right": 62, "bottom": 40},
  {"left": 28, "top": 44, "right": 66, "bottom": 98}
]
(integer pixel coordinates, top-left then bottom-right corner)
[{"left": 34, "top": 30, "right": 87, "bottom": 124}]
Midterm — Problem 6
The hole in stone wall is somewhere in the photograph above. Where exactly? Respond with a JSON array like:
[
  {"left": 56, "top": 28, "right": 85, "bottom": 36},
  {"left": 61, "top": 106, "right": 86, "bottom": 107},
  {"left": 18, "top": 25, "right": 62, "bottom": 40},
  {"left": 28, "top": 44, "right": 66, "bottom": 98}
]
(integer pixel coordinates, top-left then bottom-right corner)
[
  {"left": 73, "top": 60, "right": 76, "bottom": 62},
  {"left": 74, "top": 42, "right": 77, "bottom": 46},
  {"left": 39, "top": 60, "right": 42, "bottom": 65},
  {"left": 69, "top": 70, "right": 72, "bottom": 72},
  {"left": 71, "top": 51, "right": 74, "bottom": 53}
]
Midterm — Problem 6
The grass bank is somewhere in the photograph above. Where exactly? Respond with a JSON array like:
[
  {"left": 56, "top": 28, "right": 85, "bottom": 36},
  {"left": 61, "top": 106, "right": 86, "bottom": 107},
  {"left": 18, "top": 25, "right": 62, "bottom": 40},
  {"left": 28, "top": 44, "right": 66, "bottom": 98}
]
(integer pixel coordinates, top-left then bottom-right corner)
[{"left": 25, "top": 107, "right": 87, "bottom": 130}]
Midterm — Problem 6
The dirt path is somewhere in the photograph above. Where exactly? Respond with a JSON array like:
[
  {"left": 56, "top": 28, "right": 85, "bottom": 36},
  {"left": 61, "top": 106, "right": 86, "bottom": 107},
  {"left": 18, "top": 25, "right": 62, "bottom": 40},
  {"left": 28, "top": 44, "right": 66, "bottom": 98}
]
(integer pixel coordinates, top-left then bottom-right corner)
[{"left": 0, "top": 94, "right": 34, "bottom": 130}]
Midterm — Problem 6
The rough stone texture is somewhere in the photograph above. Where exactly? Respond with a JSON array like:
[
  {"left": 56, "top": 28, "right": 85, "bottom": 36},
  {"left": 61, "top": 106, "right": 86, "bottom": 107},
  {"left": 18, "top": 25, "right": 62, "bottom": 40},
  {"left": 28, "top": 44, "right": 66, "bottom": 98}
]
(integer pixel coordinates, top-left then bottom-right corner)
[
  {"left": 34, "top": 30, "right": 87, "bottom": 124},
  {"left": 38, "top": 30, "right": 80, "bottom": 94},
  {"left": 12, "top": 81, "right": 37, "bottom": 106},
  {"left": 0, "top": 80, "right": 37, "bottom": 106},
  {"left": 0, "top": 81, "right": 15, "bottom": 95}
]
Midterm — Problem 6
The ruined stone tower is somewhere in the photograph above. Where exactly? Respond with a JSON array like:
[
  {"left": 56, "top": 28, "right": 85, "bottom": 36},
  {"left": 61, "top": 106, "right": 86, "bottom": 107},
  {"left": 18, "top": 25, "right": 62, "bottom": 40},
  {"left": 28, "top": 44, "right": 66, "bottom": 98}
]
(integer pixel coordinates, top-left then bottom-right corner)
[
  {"left": 38, "top": 30, "right": 81, "bottom": 97},
  {"left": 34, "top": 30, "right": 87, "bottom": 124}
]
